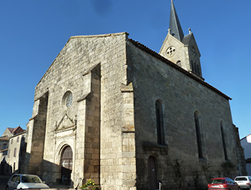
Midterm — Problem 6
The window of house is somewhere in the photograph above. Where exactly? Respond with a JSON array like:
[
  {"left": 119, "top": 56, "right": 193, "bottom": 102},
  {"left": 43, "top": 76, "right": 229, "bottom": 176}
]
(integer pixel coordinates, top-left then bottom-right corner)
[
  {"left": 220, "top": 121, "right": 228, "bottom": 160},
  {"left": 194, "top": 112, "right": 203, "bottom": 158},
  {"left": 155, "top": 100, "right": 165, "bottom": 145},
  {"left": 17, "top": 137, "right": 19, "bottom": 143},
  {"left": 3, "top": 150, "right": 7, "bottom": 156},
  {"left": 11, "top": 139, "right": 13, "bottom": 144},
  {"left": 3, "top": 143, "right": 7, "bottom": 149},
  {"left": 8, "top": 149, "right": 11, "bottom": 158},
  {"left": 14, "top": 148, "right": 16, "bottom": 157}
]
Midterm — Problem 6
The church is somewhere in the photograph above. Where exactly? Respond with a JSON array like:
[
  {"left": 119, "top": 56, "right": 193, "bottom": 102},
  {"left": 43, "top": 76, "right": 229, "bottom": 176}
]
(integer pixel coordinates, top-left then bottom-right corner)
[{"left": 24, "top": 1, "right": 246, "bottom": 189}]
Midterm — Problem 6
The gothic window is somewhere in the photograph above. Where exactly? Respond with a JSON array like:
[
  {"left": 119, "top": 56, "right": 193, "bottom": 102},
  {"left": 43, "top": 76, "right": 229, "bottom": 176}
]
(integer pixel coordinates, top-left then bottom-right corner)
[
  {"left": 220, "top": 121, "right": 228, "bottom": 160},
  {"left": 194, "top": 112, "right": 203, "bottom": 158},
  {"left": 155, "top": 100, "right": 165, "bottom": 145},
  {"left": 191, "top": 60, "right": 195, "bottom": 73},
  {"left": 192, "top": 46, "right": 197, "bottom": 56}
]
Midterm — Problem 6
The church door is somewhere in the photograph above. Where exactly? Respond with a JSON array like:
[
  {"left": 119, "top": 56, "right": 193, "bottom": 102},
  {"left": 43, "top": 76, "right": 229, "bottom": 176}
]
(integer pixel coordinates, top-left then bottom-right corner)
[
  {"left": 61, "top": 146, "right": 73, "bottom": 185},
  {"left": 148, "top": 156, "right": 157, "bottom": 190}
]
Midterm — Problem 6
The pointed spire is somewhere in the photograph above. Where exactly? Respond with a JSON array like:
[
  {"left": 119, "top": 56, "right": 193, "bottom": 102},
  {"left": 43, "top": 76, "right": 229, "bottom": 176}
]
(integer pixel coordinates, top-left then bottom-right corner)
[{"left": 169, "top": 0, "right": 184, "bottom": 41}]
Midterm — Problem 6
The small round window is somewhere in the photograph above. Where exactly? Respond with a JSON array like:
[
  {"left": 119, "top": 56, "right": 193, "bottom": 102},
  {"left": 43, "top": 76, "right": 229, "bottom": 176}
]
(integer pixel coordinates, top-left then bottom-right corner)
[
  {"left": 166, "top": 46, "right": 175, "bottom": 57},
  {"left": 63, "top": 91, "right": 73, "bottom": 108}
]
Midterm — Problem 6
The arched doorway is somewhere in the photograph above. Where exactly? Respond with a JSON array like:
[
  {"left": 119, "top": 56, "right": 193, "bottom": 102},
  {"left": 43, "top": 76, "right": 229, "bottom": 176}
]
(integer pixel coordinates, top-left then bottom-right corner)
[
  {"left": 148, "top": 156, "right": 157, "bottom": 190},
  {"left": 61, "top": 146, "right": 73, "bottom": 185}
]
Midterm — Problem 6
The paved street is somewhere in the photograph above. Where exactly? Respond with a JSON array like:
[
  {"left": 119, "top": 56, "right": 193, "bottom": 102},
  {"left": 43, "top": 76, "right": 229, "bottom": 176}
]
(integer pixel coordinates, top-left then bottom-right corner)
[{"left": 0, "top": 175, "right": 9, "bottom": 189}]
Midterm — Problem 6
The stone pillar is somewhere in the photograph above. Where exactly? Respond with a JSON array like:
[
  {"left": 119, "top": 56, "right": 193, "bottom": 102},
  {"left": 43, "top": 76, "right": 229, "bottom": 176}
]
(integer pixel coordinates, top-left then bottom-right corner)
[
  {"left": 83, "top": 64, "right": 101, "bottom": 184},
  {"left": 26, "top": 92, "right": 48, "bottom": 176}
]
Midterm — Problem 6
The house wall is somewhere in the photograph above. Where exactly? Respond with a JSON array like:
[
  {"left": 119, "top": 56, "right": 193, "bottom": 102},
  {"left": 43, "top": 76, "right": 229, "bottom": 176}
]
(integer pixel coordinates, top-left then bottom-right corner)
[
  {"left": 127, "top": 41, "right": 239, "bottom": 189},
  {"left": 0, "top": 138, "right": 9, "bottom": 175},
  {"left": 241, "top": 135, "right": 251, "bottom": 159},
  {"left": 6, "top": 132, "right": 26, "bottom": 175}
]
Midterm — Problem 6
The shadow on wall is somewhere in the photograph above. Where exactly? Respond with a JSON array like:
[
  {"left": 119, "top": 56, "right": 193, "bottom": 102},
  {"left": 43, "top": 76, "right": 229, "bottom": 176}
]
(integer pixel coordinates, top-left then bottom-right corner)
[
  {"left": 0, "top": 158, "right": 13, "bottom": 176},
  {"left": 24, "top": 152, "right": 75, "bottom": 189},
  {"left": 0, "top": 152, "right": 76, "bottom": 188}
]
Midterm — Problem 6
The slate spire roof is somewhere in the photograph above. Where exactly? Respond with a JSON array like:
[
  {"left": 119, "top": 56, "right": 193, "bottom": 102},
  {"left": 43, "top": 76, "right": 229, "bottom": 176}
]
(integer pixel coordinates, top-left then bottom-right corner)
[{"left": 169, "top": 0, "right": 184, "bottom": 41}]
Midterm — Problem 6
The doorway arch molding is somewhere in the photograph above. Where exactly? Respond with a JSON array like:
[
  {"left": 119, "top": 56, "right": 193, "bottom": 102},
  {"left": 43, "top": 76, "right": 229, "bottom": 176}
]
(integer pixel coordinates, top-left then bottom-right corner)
[{"left": 55, "top": 141, "right": 75, "bottom": 165}]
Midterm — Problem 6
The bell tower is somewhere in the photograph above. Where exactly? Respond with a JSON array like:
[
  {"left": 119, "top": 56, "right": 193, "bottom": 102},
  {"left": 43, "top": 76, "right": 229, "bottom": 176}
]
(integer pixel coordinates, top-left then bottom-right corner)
[{"left": 159, "top": 0, "right": 203, "bottom": 79}]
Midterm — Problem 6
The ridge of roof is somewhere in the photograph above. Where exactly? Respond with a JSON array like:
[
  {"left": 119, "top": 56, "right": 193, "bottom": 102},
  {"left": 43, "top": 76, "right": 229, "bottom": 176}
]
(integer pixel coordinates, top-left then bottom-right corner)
[
  {"left": 69, "top": 32, "right": 128, "bottom": 40},
  {"left": 128, "top": 38, "right": 231, "bottom": 100}
]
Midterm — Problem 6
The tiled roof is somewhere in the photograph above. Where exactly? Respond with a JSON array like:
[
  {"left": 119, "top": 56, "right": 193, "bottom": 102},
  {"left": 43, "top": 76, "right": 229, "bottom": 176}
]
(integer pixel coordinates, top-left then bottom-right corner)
[
  {"left": 0, "top": 136, "right": 9, "bottom": 141},
  {"left": 7, "top": 127, "right": 14, "bottom": 133},
  {"left": 12, "top": 126, "right": 25, "bottom": 135}
]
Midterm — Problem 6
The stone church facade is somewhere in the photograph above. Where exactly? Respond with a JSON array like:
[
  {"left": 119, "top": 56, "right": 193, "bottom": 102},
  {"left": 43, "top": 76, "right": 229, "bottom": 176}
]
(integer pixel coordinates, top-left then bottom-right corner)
[{"left": 25, "top": 1, "right": 246, "bottom": 190}]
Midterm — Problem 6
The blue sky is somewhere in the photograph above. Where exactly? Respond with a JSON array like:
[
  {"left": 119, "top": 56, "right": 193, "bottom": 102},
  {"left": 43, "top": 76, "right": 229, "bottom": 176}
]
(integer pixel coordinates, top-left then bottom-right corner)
[{"left": 0, "top": 0, "right": 250, "bottom": 138}]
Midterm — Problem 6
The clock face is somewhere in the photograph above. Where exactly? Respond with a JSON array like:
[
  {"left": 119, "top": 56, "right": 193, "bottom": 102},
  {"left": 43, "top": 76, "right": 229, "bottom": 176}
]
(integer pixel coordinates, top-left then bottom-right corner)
[
  {"left": 65, "top": 92, "right": 73, "bottom": 108},
  {"left": 166, "top": 46, "right": 175, "bottom": 57}
]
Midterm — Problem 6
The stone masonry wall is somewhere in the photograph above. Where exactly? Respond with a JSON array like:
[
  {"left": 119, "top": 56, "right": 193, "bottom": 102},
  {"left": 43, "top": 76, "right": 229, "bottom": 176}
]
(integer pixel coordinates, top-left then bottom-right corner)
[
  {"left": 27, "top": 32, "right": 136, "bottom": 189},
  {"left": 127, "top": 41, "right": 239, "bottom": 189}
]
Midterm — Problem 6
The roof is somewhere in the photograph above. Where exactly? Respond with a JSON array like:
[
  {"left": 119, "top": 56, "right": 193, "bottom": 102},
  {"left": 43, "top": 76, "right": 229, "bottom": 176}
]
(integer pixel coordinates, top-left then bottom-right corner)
[
  {"left": 0, "top": 136, "right": 9, "bottom": 141},
  {"left": 182, "top": 33, "right": 192, "bottom": 45},
  {"left": 246, "top": 158, "right": 251, "bottom": 163},
  {"left": 169, "top": 0, "right": 184, "bottom": 41},
  {"left": 128, "top": 38, "right": 231, "bottom": 100},
  {"left": 7, "top": 127, "right": 14, "bottom": 132},
  {"left": 12, "top": 126, "right": 25, "bottom": 135},
  {"left": 0, "top": 148, "right": 8, "bottom": 152}
]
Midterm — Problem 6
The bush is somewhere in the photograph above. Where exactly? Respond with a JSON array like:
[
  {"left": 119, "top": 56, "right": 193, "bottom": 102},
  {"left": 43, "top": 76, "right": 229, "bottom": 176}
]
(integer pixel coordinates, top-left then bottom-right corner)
[{"left": 81, "top": 179, "right": 101, "bottom": 190}]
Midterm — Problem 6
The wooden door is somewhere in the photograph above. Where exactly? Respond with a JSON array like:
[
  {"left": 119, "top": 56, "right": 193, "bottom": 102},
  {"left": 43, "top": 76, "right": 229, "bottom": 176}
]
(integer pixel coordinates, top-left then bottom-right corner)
[
  {"left": 148, "top": 156, "right": 157, "bottom": 190},
  {"left": 61, "top": 146, "right": 73, "bottom": 185}
]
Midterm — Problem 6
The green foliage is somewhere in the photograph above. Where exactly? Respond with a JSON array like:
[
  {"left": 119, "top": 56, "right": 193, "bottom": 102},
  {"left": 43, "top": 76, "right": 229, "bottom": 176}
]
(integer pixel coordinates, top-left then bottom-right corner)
[{"left": 81, "top": 179, "right": 101, "bottom": 190}]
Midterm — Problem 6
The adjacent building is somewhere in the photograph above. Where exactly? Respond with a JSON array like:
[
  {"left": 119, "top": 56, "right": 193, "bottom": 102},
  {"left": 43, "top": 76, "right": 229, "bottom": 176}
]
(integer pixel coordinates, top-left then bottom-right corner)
[
  {"left": 241, "top": 135, "right": 251, "bottom": 175},
  {"left": 22, "top": 1, "right": 246, "bottom": 190},
  {"left": 0, "top": 126, "right": 26, "bottom": 176}
]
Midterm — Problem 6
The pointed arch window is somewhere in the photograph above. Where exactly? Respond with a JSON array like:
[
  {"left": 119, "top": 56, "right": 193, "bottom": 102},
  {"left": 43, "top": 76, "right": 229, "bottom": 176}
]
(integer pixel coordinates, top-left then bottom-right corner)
[
  {"left": 220, "top": 121, "right": 228, "bottom": 160},
  {"left": 155, "top": 100, "right": 165, "bottom": 145},
  {"left": 194, "top": 112, "right": 203, "bottom": 158}
]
